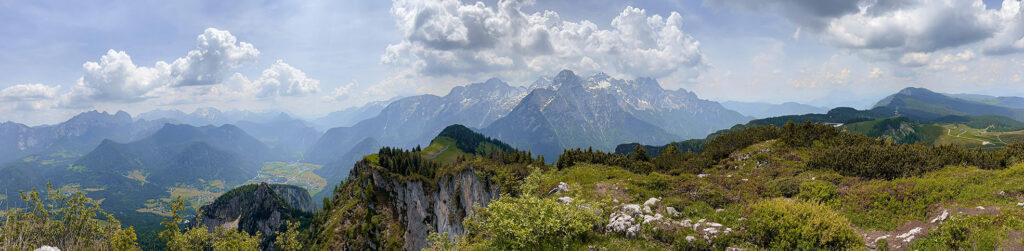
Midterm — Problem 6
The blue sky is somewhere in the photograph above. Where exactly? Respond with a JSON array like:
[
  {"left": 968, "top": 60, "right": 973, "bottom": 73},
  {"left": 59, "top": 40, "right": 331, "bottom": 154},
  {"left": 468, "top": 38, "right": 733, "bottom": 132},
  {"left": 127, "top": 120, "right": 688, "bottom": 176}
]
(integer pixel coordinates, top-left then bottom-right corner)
[{"left": 1, "top": 0, "right": 1022, "bottom": 125}]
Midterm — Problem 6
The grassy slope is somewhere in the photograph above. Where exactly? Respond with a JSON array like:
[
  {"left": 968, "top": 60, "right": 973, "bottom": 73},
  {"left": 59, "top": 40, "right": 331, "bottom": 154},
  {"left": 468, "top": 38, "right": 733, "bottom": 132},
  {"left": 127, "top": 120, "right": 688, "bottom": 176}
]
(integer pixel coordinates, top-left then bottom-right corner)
[
  {"left": 520, "top": 139, "right": 1024, "bottom": 249},
  {"left": 934, "top": 124, "right": 1024, "bottom": 150},
  {"left": 841, "top": 117, "right": 944, "bottom": 145},
  {"left": 421, "top": 137, "right": 468, "bottom": 163},
  {"left": 421, "top": 135, "right": 515, "bottom": 164}
]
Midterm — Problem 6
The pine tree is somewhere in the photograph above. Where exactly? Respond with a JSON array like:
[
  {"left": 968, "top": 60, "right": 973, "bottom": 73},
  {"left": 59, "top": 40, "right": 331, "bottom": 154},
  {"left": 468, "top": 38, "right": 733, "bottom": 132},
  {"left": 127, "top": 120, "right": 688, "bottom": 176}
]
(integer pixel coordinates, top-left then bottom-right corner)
[{"left": 631, "top": 145, "right": 649, "bottom": 162}]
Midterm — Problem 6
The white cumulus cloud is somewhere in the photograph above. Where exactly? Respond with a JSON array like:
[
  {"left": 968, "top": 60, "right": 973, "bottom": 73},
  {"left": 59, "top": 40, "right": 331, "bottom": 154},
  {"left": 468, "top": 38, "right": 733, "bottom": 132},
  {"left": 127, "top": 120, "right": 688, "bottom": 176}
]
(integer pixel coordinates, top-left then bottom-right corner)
[
  {"left": 322, "top": 81, "right": 356, "bottom": 102},
  {"left": 249, "top": 60, "right": 321, "bottom": 97},
  {"left": 713, "top": 0, "right": 1024, "bottom": 61},
  {"left": 66, "top": 28, "right": 259, "bottom": 104},
  {"left": 0, "top": 83, "right": 60, "bottom": 101},
  {"left": 899, "top": 52, "right": 931, "bottom": 66},
  {"left": 0, "top": 83, "right": 62, "bottom": 111},
  {"left": 383, "top": 0, "right": 706, "bottom": 80}
]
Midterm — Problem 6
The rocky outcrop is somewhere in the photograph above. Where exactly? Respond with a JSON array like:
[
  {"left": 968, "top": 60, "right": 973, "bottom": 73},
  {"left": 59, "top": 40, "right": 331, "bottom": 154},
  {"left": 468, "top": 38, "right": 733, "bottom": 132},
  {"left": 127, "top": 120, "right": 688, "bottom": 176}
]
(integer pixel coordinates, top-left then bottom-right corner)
[
  {"left": 194, "top": 183, "right": 313, "bottom": 249},
  {"left": 355, "top": 162, "right": 501, "bottom": 250},
  {"left": 270, "top": 185, "right": 314, "bottom": 213},
  {"left": 606, "top": 198, "right": 731, "bottom": 243}
]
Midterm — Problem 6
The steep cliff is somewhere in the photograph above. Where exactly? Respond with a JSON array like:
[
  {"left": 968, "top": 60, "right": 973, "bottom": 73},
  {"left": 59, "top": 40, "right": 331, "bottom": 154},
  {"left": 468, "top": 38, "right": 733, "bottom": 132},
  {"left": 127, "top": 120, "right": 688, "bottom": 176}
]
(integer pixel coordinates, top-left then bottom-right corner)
[
  {"left": 195, "top": 183, "right": 314, "bottom": 248},
  {"left": 309, "top": 124, "right": 540, "bottom": 250},
  {"left": 311, "top": 160, "right": 503, "bottom": 250}
]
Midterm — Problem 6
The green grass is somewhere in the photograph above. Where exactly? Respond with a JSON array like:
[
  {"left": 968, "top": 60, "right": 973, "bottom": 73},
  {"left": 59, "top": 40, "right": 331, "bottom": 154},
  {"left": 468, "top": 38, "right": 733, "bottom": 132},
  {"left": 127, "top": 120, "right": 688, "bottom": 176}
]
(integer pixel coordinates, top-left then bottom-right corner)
[
  {"left": 22, "top": 156, "right": 38, "bottom": 163},
  {"left": 841, "top": 117, "right": 943, "bottom": 145},
  {"left": 932, "top": 124, "right": 1024, "bottom": 150},
  {"left": 48, "top": 149, "right": 81, "bottom": 159},
  {"left": 364, "top": 153, "right": 379, "bottom": 164},
  {"left": 122, "top": 169, "right": 148, "bottom": 185},
  {"left": 544, "top": 138, "right": 1024, "bottom": 236},
  {"left": 421, "top": 137, "right": 469, "bottom": 163},
  {"left": 164, "top": 186, "right": 221, "bottom": 211},
  {"left": 911, "top": 209, "right": 1024, "bottom": 250},
  {"left": 248, "top": 162, "right": 327, "bottom": 195},
  {"left": 317, "top": 123, "right": 1024, "bottom": 249}
]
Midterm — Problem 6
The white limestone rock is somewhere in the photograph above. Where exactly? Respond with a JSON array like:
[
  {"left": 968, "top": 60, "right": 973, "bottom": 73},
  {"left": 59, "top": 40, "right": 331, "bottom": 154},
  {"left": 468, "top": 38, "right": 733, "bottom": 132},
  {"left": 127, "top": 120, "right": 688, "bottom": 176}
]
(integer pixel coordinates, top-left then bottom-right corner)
[
  {"left": 643, "top": 197, "right": 660, "bottom": 213},
  {"left": 557, "top": 196, "right": 573, "bottom": 205},
  {"left": 643, "top": 214, "right": 664, "bottom": 224},
  {"left": 666, "top": 206, "right": 680, "bottom": 217},
  {"left": 549, "top": 182, "right": 569, "bottom": 194}
]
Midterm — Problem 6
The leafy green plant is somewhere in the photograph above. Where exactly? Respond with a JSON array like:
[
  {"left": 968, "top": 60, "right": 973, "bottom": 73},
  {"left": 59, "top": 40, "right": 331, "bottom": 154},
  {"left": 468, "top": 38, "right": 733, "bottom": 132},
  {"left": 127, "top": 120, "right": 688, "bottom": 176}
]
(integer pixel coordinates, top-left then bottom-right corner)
[
  {"left": 745, "top": 198, "right": 861, "bottom": 250},
  {"left": 159, "top": 198, "right": 261, "bottom": 250},
  {"left": 275, "top": 221, "right": 304, "bottom": 251},
  {"left": 911, "top": 210, "right": 1024, "bottom": 250},
  {"left": 464, "top": 168, "right": 601, "bottom": 249},
  {"left": 797, "top": 180, "right": 838, "bottom": 206},
  {"left": 424, "top": 231, "right": 463, "bottom": 251},
  {"left": 0, "top": 183, "right": 138, "bottom": 250}
]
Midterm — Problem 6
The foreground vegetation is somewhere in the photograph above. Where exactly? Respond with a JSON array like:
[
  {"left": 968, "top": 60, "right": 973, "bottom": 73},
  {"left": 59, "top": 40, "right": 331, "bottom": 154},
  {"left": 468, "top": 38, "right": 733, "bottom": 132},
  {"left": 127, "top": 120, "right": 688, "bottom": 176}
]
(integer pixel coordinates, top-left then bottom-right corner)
[
  {"left": 6, "top": 121, "right": 1024, "bottom": 250},
  {"left": 303, "top": 122, "right": 1024, "bottom": 250},
  {"left": 0, "top": 188, "right": 303, "bottom": 250}
]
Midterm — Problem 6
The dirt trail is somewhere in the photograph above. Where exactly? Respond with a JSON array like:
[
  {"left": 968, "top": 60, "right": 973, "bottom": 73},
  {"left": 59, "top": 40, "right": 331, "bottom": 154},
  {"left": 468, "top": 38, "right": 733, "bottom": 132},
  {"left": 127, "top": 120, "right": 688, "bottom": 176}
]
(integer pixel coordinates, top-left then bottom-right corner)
[
  {"left": 859, "top": 205, "right": 1006, "bottom": 250},
  {"left": 427, "top": 145, "right": 449, "bottom": 160}
]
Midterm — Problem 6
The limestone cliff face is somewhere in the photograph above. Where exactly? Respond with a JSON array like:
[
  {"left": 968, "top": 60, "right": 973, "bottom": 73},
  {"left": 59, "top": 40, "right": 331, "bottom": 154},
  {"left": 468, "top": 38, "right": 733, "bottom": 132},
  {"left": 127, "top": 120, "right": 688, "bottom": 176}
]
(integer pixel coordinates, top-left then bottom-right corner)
[
  {"left": 195, "top": 183, "right": 313, "bottom": 249},
  {"left": 354, "top": 162, "right": 501, "bottom": 250}
]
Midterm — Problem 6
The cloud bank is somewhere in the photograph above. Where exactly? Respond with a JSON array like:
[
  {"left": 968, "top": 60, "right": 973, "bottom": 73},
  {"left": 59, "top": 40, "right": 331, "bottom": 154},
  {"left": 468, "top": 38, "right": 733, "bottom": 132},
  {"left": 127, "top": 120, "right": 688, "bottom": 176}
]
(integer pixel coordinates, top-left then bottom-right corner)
[
  {"left": 710, "top": 0, "right": 1024, "bottom": 61},
  {"left": 0, "top": 28, "right": 322, "bottom": 114},
  {"left": 67, "top": 28, "right": 260, "bottom": 104},
  {"left": 383, "top": 0, "right": 706, "bottom": 80}
]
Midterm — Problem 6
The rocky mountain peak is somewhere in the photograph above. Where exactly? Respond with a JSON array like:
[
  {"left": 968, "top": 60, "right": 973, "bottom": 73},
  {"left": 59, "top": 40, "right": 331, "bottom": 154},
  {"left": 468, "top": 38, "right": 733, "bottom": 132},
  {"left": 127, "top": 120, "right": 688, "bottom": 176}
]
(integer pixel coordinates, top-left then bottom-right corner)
[
  {"left": 898, "top": 87, "right": 936, "bottom": 96},
  {"left": 554, "top": 69, "right": 579, "bottom": 83},
  {"left": 66, "top": 110, "right": 133, "bottom": 125},
  {"left": 195, "top": 183, "right": 313, "bottom": 249}
]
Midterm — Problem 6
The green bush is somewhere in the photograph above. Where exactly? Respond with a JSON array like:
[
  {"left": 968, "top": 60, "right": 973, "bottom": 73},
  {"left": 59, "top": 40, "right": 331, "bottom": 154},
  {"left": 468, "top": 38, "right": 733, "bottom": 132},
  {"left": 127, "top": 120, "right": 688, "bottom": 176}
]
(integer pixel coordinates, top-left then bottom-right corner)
[
  {"left": 911, "top": 211, "right": 1024, "bottom": 250},
  {"left": 745, "top": 198, "right": 861, "bottom": 250},
  {"left": 464, "top": 169, "right": 601, "bottom": 249},
  {"left": 464, "top": 194, "right": 601, "bottom": 249},
  {"left": 159, "top": 198, "right": 261, "bottom": 251},
  {"left": 0, "top": 183, "right": 138, "bottom": 250},
  {"left": 797, "top": 180, "right": 838, "bottom": 205},
  {"left": 275, "top": 221, "right": 304, "bottom": 251},
  {"left": 769, "top": 177, "right": 803, "bottom": 198}
]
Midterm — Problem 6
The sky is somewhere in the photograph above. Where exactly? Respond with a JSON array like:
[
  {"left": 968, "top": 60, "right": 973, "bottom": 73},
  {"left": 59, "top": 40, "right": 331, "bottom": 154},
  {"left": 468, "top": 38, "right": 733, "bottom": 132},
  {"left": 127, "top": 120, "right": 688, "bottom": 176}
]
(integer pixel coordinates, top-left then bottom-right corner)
[{"left": 1, "top": 0, "right": 1022, "bottom": 125}]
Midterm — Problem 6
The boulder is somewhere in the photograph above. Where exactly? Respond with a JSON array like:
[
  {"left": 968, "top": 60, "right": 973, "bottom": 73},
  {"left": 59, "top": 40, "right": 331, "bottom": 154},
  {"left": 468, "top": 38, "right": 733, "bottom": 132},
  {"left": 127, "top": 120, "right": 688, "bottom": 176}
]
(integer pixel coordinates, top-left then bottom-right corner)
[
  {"left": 643, "top": 197, "right": 660, "bottom": 213},
  {"left": 549, "top": 182, "right": 569, "bottom": 194},
  {"left": 606, "top": 212, "right": 638, "bottom": 237},
  {"left": 557, "top": 197, "right": 573, "bottom": 205},
  {"left": 622, "top": 204, "right": 642, "bottom": 216},
  {"left": 642, "top": 214, "right": 664, "bottom": 224},
  {"left": 666, "top": 206, "right": 681, "bottom": 217}
]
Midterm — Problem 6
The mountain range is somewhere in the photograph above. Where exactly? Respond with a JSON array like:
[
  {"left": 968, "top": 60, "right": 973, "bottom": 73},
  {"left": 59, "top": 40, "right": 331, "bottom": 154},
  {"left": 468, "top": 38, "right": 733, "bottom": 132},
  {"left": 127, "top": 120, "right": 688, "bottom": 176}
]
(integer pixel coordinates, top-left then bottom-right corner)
[
  {"left": 303, "top": 78, "right": 529, "bottom": 165},
  {"left": 0, "top": 111, "right": 171, "bottom": 164},
  {"left": 8, "top": 74, "right": 1024, "bottom": 249},
  {"left": 307, "top": 70, "right": 750, "bottom": 166},
  {"left": 720, "top": 101, "right": 829, "bottom": 119},
  {"left": 874, "top": 87, "right": 1024, "bottom": 122},
  {"left": 310, "top": 98, "right": 395, "bottom": 131},
  {"left": 136, "top": 107, "right": 288, "bottom": 127},
  {"left": 138, "top": 108, "right": 322, "bottom": 158},
  {"left": 621, "top": 87, "right": 1024, "bottom": 156},
  {"left": 483, "top": 70, "right": 749, "bottom": 158},
  {"left": 75, "top": 123, "right": 272, "bottom": 185},
  {"left": 0, "top": 122, "right": 279, "bottom": 224}
]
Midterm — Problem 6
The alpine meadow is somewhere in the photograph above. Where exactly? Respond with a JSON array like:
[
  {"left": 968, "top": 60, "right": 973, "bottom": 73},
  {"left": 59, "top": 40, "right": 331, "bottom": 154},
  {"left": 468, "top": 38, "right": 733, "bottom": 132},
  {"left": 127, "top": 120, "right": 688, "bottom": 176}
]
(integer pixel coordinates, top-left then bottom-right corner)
[{"left": 3, "top": 0, "right": 1024, "bottom": 250}]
